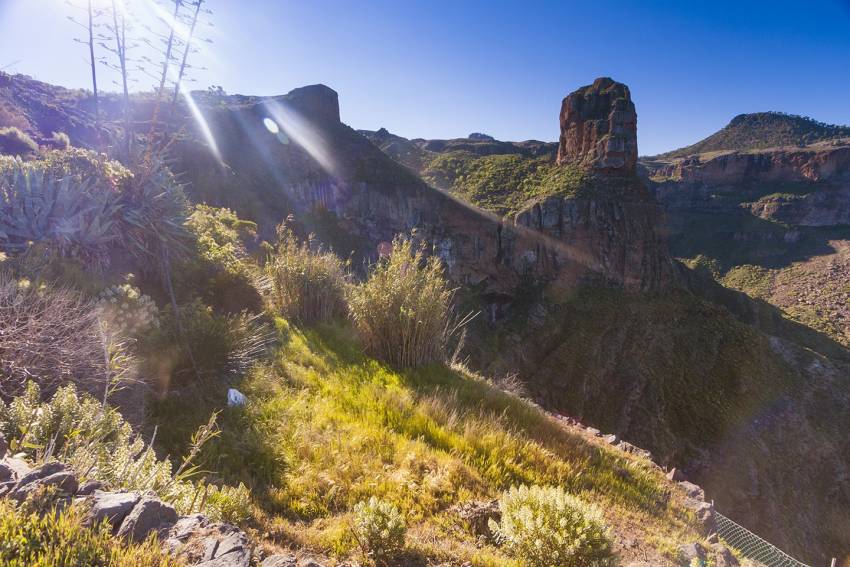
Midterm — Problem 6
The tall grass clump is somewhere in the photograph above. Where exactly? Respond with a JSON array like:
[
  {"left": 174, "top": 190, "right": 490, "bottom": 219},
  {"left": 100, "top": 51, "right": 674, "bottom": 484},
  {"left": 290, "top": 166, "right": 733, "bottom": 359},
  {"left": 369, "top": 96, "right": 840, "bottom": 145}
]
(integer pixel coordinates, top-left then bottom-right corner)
[
  {"left": 348, "top": 236, "right": 452, "bottom": 368},
  {"left": 488, "top": 485, "right": 614, "bottom": 567},
  {"left": 0, "top": 126, "right": 37, "bottom": 156},
  {"left": 265, "top": 224, "right": 348, "bottom": 324}
]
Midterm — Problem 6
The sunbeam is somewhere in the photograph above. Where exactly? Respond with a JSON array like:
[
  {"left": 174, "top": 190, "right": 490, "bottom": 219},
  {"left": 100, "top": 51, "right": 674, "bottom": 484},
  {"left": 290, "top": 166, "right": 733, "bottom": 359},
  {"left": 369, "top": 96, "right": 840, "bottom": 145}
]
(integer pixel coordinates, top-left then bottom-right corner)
[
  {"left": 262, "top": 100, "right": 337, "bottom": 177},
  {"left": 178, "top": 81, "right": 222, "bottom": 164}
]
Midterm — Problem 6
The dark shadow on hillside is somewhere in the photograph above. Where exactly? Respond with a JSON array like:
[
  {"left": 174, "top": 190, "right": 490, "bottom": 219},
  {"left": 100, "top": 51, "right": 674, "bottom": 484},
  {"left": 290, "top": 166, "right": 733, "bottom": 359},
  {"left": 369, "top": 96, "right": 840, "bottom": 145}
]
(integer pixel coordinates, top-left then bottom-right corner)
[
  {"left": 677, "top": 260, "right": 850, "bottom": 361},
  {"left": 667, "top": 210, "right": 850, "bottom": 270}
]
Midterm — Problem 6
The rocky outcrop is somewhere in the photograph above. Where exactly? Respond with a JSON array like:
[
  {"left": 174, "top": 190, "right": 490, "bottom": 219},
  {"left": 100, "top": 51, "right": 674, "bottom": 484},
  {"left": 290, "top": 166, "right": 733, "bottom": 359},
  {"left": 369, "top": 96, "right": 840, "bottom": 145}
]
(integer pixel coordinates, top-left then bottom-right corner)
[{"left": 557, "top": 77, "right": 638, "bottom": 173}]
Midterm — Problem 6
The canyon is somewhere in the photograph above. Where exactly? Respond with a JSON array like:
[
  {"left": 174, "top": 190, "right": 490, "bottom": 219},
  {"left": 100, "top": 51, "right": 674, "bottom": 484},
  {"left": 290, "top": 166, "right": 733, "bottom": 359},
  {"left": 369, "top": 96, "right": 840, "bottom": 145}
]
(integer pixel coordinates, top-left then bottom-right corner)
[{"left": 4, "top": 70, "right": 850, "bottom": 563}]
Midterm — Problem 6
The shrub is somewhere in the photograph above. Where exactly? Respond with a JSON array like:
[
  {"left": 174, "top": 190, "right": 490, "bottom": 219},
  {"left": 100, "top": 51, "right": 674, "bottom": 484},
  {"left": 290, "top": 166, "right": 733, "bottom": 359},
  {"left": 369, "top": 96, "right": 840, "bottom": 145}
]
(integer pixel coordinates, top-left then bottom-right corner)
[
  {"left": 0, "top": 381, "right": 245, "bottom": 520},
  {"left": 488, "top": 485, "right": 614, "bottom": 567},
  {"left": 181, "top": 204, "right": 262, "bottom": 313},
  {"left": 187, "top": 204, "right": 256, "bottom": 276},
  {"left": 0, "top": 149, "right": 190, "bottom": 270},
  {"left": 204, "top": 482, "right": 252, "bottom": 524},
  {"left": 0, "top": 275, "right": 116, "bottom": 400},
  {"left": 0, "top": 126, "right": 37, "bottom": 156},
  {"left": 265, "top": 224, "right": 348, "bottom": 324},
  {"left": 96, "top": 283, "right": 160, "bottom": 338},
  {"left": 47, "top": 131, "right": 70, "bottom": 150},
  {"left": 348, "top": 236, "right": 452, "bottom": 368},
  {"left": 141, "top": 300, "right": 273, "bottom": 388},
  {"left": 0, "top": 497, "right": 180, "bottom": 566},
  {"left": 352, "top": 496, "right": 407, "bottom": 560}
]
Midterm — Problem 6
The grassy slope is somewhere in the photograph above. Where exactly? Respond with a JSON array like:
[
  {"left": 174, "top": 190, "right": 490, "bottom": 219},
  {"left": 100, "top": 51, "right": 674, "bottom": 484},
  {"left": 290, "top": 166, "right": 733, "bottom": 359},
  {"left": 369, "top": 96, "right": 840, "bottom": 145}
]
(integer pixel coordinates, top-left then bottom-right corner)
[
  {"left": 421, "top": 152, "right": 588, "bottom": 216},
  {"left": 152, "top": 319, "right": 699, "bottom": 565}
]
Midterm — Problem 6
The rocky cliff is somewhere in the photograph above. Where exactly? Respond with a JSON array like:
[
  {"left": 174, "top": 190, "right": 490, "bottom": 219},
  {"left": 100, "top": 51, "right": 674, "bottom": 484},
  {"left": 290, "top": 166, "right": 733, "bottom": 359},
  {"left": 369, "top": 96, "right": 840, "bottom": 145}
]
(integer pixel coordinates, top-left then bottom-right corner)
[{"left": 557, "top": 77, "right": 638, "bottom": 173}]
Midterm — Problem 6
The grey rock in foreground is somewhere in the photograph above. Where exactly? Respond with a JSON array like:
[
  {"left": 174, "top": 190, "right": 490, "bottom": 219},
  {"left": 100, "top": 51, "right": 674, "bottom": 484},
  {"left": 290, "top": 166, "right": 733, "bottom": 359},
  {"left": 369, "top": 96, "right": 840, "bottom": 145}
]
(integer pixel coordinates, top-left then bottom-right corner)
[{"left": 117, "top": 495, "right": 178, "bottom": 543}]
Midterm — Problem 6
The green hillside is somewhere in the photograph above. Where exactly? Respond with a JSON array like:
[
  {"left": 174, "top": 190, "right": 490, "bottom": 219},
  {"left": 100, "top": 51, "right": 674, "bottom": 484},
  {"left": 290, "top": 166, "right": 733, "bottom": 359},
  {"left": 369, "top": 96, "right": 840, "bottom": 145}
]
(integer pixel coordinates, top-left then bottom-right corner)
[{"left": 657, "top": 112, "right": 850, "bottom": 158}]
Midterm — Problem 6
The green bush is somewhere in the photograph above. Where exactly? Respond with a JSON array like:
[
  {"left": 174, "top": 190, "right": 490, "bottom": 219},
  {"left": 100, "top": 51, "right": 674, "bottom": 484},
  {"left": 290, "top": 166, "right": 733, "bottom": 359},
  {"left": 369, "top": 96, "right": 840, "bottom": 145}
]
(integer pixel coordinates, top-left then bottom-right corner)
[
  {"left": 488, "top": 485, "right": 614, "bottom": 567},
  {"left": 186, "top": 204, "right": 256, "bottom": 276},
  {"left": 0, "top": 126, "right": 37, "bottom": 156},
  {"left": 265, "top": 225, "right": 348, "bottom": 324},
  {"left": 181, "top": 204, "right": 261, "bottom": 313},
  {"left": 0, "top": 149, "right": 190, "bottom": 270},
  {"left": 0, "top": 498, "right": 179, "bottom": 566},
  {"left": 352, "top": 496, "right": 407, "bottom": 560},
  {"left": 348, "top": 237, "right": 452, "bottom": 368},
  {"left": 140, "top": 299, "right": 272, "bottom": 388},
  {"left": 0, "top": 381, "right": 244, "bottom": 521}
]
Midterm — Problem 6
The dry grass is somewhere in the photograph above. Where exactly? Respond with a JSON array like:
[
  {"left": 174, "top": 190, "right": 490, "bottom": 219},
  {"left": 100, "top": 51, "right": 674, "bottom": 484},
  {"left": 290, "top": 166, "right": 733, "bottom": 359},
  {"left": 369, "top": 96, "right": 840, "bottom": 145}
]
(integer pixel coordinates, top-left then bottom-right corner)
[
  {"left": 348, "top": 237, "right": 453, "bottom": 368},
  {"left": 265, "top": 225, "right": 349, "bottom": 325}
]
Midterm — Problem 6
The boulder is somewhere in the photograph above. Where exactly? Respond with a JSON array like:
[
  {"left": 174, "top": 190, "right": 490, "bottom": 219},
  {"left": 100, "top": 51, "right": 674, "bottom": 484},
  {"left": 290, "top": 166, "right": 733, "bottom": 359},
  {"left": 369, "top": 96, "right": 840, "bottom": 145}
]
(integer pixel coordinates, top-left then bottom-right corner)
[
  {"left": 86, "top": 491, "right": 140, "bottom": 530},
  {"left": 10, "top": 465, "right": 78, "bottom": 501},
  {"left": 260, "top": 555, "right": 297, "bottom": 567},
  {"left": 602, "top": 433, "right": 619, "bottom": 444},
  {"left": 677, "top": 542, "right": 706, "bottom": 566},
  {"left": 13, "top": 461, "right": 64, "bottom": 489},
  {"left": 2, "top": 456, "right": 31, "bottom": 480},
  {"left": 556, "top": 77, "right": 638, "bottom": 173},
  {"left": 117, "top": 496, "right": 178, "bottom": 543},
  {"left": 77, "top": 479, "right": 104, "bottom": 496},
  {"left": 164, "top": 514, "right": 251, "bottom": 567},
  {"left": 666, "top": 468, "right": 686, "bottom": 482},
  {"left": 712, "top": 544, "right": 741, "bottom": 567},
  {"left": 452, "top": 500, "right": 501, "bottom": 539},
  {"left": 0, "top": 462, "right": 13, "bottom": 482},
  {"left": 678, "top": 481, "right": 705, "bottom": 501}
]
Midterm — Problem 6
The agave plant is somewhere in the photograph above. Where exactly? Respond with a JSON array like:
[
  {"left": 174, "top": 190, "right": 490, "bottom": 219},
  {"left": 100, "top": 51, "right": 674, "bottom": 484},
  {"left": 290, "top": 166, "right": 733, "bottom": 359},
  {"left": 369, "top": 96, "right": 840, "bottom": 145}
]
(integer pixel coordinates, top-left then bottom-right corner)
[
  {"left": 121, "top": 153, "right": 191, "bottom": 263},
  {"left": 0, "top": 162, "right": 123, "bottom": 267}
]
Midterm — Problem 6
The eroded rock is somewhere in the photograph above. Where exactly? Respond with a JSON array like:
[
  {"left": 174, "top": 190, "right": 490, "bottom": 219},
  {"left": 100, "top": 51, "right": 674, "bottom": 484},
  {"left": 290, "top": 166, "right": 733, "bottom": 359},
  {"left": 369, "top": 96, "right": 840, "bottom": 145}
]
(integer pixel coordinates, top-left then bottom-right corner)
[
  {"left": 557, "top": 77, "right": 638, "bottom": 173},
  {"left": 86, "top": 490, "right": 140, "bottom": 530},
  {"left": 118, "top": 495, "right": 178, "bottom": 543}
]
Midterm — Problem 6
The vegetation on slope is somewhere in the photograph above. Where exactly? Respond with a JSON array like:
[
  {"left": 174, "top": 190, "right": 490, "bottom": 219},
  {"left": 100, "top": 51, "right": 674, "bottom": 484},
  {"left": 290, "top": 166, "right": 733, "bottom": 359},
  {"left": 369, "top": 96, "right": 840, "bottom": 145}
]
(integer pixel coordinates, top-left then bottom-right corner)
[
  {"left": 421, "top": 151, "right": 588, "bottom": 215},
  {"left": 0, "top": 498, "right": 179, "bottom": 567},
  {"left": 658, "top": 112, "right": 850, "bottom": 158},
  {"left": 152, "top": 320, "right": 696, "bottom": 564}
]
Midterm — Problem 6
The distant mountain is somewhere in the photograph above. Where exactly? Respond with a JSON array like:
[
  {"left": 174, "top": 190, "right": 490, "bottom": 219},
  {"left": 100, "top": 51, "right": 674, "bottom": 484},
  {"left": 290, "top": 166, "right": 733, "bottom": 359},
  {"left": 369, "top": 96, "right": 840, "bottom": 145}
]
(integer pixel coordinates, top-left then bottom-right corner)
[{"left": 657, "top": 112, "right": 850, "bottom": 158}]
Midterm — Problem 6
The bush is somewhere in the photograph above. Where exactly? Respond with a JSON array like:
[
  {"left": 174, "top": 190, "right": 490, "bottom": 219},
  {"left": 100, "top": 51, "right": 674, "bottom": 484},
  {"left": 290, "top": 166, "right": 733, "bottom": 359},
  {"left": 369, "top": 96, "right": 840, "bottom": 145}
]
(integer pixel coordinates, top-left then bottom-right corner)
[
  {"left": 348, "top": 237, "right": 452, "bottom": 368},
  {"left": 0, "top": 275, "right": 116, "bottom": 400},
  {"left": 265, "top": 225, "right": 348, "bottom": 324},
  {"left": 96, "top": 283, "right": 160, "bottom": 338},
  {"left": 352, "top": 496, "right": 407, "bottom": 560},
  {"left": 0, "top": 381, "right": 245, "bottom": 520},
  {"left": 140, "top": 300, "right": 273, "bottom": 388},
  {"left": 0, "top": 126, "right": 37, "bottom": 156},
  {"left": 488, "top": 485, "right": 614, "bottom": 567},
  {"left": 0, "top": 149, "right": 190, "bottom": 271},
  {"left": 187, "top": 204, "right": 256, "bottom": 276},
  {"left": 0, "top": 498, "right": 180, "bottom": 566},
  {"left": 47, "top": 131, "right": 70, "bottom": 150}
]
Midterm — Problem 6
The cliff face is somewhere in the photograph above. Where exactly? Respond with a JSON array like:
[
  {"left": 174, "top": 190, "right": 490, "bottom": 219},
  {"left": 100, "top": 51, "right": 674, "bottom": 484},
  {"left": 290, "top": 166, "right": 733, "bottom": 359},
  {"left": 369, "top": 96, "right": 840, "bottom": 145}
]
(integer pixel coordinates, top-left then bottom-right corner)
[
  {"left": 174, "top": 79, "right": 672, "bottom": 296},
  {"left": 556, "top": 77, "right": 638, "bottom": 173}
]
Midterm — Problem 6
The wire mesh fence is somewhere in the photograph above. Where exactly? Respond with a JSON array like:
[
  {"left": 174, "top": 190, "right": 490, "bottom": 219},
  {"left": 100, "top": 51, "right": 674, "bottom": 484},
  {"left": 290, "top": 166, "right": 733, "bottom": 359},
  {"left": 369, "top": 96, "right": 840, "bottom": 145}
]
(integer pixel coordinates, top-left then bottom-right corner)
[{"left": 715, "top": 512, "right": 810, "bottom": 567}]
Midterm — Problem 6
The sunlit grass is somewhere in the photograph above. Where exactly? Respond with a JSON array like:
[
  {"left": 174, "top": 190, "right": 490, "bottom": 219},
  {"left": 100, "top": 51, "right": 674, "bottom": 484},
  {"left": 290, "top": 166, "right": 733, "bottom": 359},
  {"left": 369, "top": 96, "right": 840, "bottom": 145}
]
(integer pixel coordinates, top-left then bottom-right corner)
[{"left": 151, "top": 318, "right": 698, "bottom": 564}]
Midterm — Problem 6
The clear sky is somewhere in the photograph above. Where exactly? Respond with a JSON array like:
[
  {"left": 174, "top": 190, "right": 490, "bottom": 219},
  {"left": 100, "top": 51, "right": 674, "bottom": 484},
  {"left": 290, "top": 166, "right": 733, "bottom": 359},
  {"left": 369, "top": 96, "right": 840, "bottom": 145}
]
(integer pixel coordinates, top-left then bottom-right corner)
[{"left": 1, "top": 0, "right": 849, "bottom": 155}]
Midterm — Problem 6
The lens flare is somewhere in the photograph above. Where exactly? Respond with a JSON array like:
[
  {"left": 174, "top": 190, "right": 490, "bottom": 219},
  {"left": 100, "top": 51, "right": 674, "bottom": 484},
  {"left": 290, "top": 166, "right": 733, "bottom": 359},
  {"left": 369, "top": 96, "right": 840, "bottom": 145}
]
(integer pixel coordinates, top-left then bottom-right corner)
[
  {"left": 263, "top": 118, "right": 279, "bottom": 134},
  {"left": 263, "top": 100, "right": 337, "bottom": 176}
]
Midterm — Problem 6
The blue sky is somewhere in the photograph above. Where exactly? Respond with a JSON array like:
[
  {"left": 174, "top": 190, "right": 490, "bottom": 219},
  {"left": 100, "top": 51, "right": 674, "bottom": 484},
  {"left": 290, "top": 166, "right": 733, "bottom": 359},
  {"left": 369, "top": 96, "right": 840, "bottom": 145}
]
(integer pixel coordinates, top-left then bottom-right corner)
[{"left": 1, "top": 0, "right": 849, "bottom": 155}]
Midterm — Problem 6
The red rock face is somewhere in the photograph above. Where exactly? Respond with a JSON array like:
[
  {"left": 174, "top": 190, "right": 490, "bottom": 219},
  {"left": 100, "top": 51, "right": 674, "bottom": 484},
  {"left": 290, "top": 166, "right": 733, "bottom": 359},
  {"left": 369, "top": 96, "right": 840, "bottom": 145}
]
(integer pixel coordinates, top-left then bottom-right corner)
[{"left": 556, "top": 77, "right": 637, "bottom": 174}]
